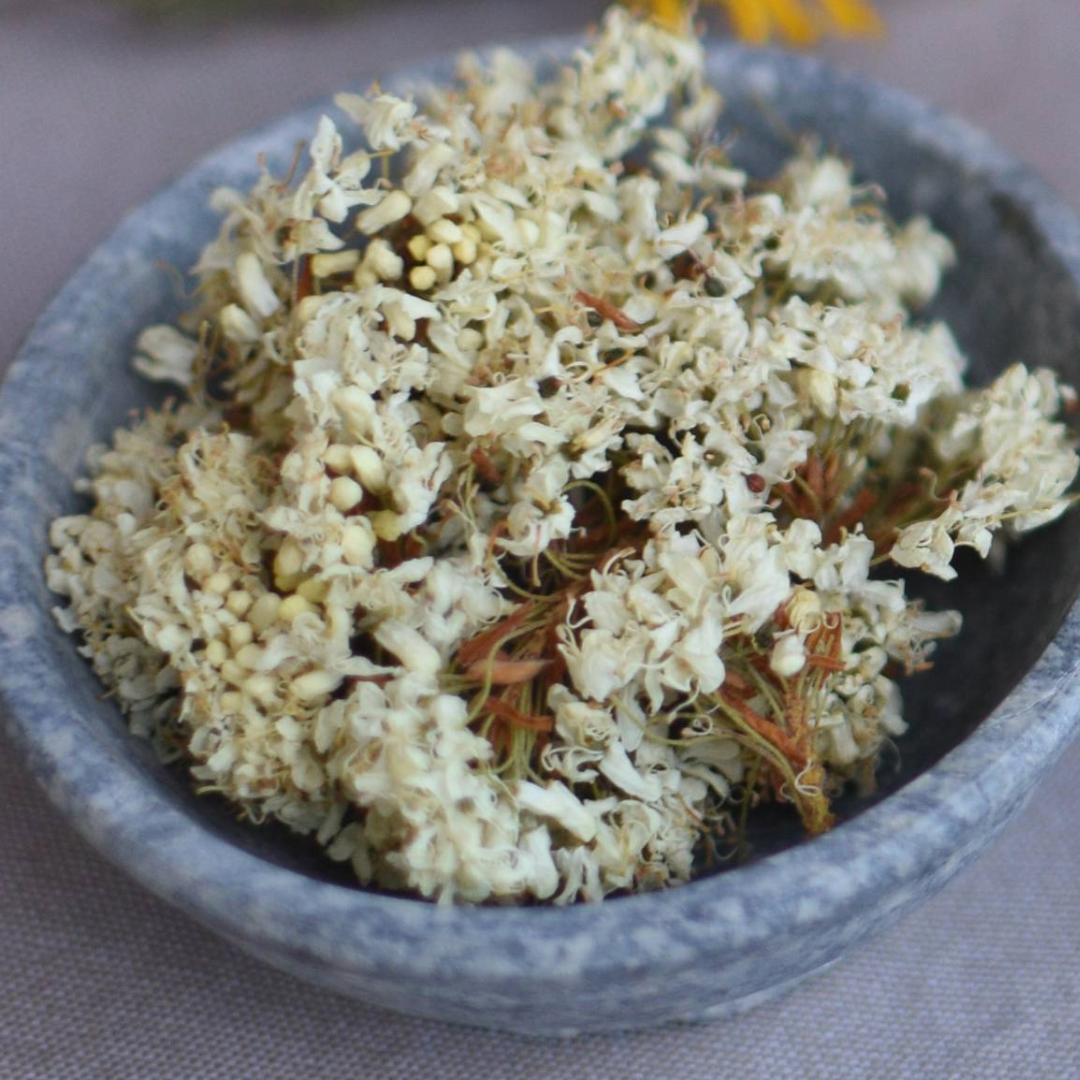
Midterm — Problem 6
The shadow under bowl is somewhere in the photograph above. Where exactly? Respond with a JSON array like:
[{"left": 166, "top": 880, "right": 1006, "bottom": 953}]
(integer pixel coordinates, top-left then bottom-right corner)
[{"left": 3, "top": 40, "right": 1080, "bottom": 1035}]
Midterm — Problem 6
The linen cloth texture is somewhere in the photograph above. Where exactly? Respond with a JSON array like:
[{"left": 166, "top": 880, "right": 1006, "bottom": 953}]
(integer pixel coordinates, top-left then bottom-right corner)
[{"left": 3, "top": 0, "right": 1080, "bottom": 1076}]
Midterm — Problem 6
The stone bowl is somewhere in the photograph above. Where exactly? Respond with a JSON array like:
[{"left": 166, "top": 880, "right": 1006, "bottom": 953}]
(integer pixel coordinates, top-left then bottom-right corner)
[{"left": 3, "top": 39, "right": 1080, "bottom": 1036}]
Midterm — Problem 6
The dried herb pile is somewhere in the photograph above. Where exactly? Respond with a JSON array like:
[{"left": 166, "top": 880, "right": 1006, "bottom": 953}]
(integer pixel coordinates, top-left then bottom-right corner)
[{"left": 48, "top": 7, "right": 1078, "bottom": 902}]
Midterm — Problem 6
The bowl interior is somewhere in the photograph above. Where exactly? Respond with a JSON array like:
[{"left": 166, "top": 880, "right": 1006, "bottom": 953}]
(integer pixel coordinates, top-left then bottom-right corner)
[{"left": 6, "top": 43, "right": 1080, "bottom": 889}]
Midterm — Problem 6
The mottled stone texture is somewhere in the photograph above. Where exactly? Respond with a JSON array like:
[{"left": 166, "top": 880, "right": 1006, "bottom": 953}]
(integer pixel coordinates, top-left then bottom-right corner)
[{"left": 3, "top": 43, "right": 1080, "bottom": 1035}]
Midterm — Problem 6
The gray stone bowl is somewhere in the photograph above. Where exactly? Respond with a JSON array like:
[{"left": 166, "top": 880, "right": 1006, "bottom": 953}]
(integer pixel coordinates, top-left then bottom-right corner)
[{"left": 3, "top": 39, "right": 1080, "bottom": 1036}]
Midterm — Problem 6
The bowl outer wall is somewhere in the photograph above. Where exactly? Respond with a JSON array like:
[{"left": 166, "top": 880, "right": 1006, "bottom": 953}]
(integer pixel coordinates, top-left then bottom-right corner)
[{"left": 3, "top": 39, "right": 1080, "bottom": 1035}]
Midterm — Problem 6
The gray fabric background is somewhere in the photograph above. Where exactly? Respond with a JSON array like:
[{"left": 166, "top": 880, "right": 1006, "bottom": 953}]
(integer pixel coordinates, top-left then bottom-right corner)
[{"left": 3, "top": 1, "right": 1080, "bottom": 1075}]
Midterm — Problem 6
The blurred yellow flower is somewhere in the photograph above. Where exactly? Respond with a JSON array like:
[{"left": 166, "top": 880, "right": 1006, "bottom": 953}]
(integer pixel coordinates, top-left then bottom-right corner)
[{"left": 641, "top": 0, "right": 883, "bottom": 44}]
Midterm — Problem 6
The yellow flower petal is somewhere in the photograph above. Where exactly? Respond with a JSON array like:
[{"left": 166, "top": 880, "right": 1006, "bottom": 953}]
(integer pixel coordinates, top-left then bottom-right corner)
[
  {"left": 764, "top": 0, "right": 820, "bottom": 45},
  {"left": 816, "top": 0, "right": 885, "bottom": 36},
  {"left": 634, "top": 0, "right": 884, "bottom": 44},
  {"left": 718, "top": 0, "right": 772, "bottom": 44}
]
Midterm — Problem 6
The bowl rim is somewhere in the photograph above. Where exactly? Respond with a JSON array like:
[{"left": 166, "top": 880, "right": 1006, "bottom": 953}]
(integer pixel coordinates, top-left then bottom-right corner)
[{"left": 4, "top": 35, "right": 1080, "bottom": 993}]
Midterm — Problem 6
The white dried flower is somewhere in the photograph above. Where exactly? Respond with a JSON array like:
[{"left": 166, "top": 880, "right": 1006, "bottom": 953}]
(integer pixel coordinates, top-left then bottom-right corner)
[
  {"left": 133, "top": 325, "right": 200, "bottom": 387},
  {"left": 47, "top": 5, "right": 1077, "bottom": 907}
]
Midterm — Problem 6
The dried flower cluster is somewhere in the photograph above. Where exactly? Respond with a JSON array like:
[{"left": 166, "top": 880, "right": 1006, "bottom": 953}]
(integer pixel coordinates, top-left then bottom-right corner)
[{"left": 48, "top": 7, "right": 1077, "bottom": 904}]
